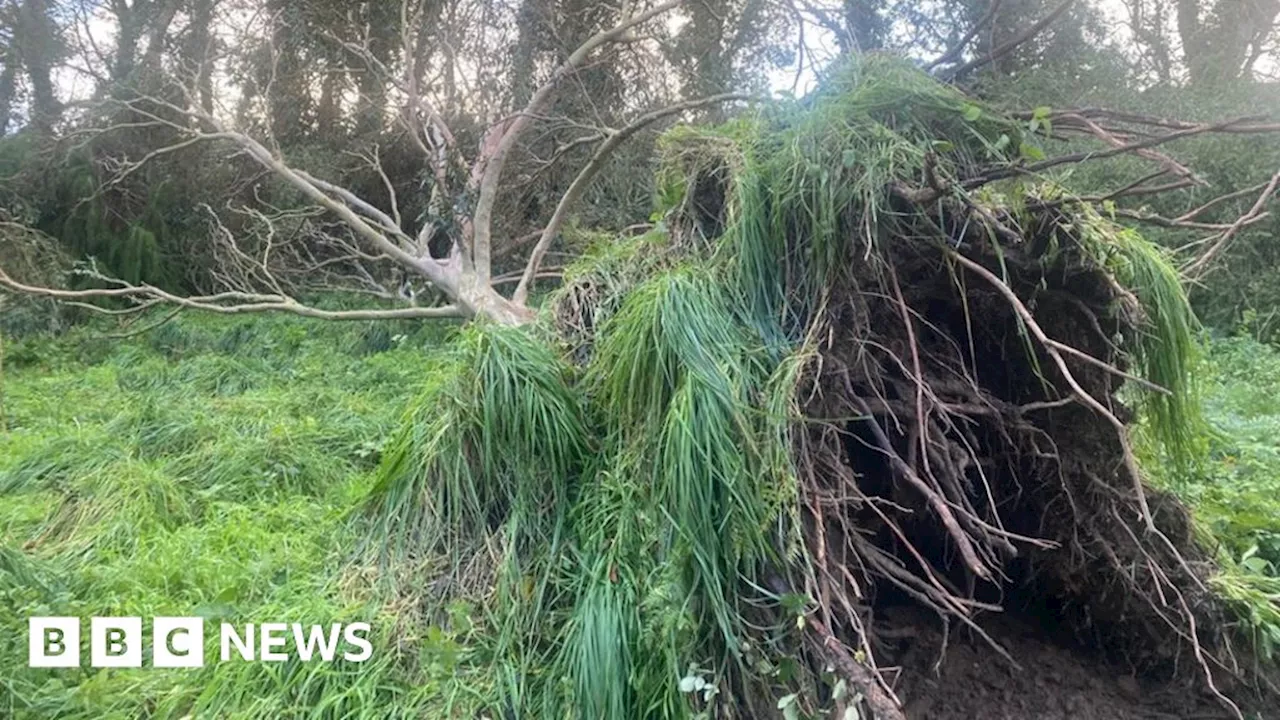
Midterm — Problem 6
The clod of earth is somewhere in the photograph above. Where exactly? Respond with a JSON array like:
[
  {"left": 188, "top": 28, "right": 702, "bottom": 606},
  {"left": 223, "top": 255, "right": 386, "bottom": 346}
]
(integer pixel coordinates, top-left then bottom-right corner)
[{"left": 366, "top": 57, "right": 1277, "bottom": 718}]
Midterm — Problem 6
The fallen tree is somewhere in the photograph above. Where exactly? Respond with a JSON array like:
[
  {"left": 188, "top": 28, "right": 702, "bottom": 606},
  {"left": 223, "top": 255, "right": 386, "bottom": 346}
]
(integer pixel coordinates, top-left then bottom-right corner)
[{"left": 360, "top": 58, "right": 1278, "bottom": 719}]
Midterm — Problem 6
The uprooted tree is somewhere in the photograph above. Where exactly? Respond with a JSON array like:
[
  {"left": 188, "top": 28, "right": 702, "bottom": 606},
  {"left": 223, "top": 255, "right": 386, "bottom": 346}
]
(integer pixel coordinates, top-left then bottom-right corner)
[
  {"left": 6, "top": 17, "right": 1280, "bottom": 720},
  {"left": 354, "top": 58, "right": 1280, "bottom": 717}
]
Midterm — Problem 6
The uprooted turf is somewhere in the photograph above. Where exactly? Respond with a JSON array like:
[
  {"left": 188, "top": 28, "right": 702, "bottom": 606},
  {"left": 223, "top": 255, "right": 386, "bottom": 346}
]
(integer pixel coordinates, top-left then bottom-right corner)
[{"left": 367, "top": 57, "right": 1278, "bottom": 718}]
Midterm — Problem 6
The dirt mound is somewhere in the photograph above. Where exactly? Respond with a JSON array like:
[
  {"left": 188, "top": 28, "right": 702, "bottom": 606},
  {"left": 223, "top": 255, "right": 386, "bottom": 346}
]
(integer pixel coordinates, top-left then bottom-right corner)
[{"left": 883, "top": 604, "right": 1230, "bottom": 720}]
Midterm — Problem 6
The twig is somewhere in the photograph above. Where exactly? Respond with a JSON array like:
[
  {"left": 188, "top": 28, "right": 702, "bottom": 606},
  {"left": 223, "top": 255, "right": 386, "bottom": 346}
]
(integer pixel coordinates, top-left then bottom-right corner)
[
  {"left": 939, "top": 0, "right": 1074, "bottom": 82},
  {"left": 1184, "top": 168, "right": 1280, "bottom": 279}
]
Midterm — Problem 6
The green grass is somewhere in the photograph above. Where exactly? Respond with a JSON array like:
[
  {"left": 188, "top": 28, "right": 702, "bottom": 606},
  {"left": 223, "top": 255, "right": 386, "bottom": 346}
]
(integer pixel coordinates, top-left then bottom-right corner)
[
  {"left": 3, "top": 306, "right": 1279, "bottom": 718},
  {"left": 0, "top": 313, "right": 479, "bottom": 719}
]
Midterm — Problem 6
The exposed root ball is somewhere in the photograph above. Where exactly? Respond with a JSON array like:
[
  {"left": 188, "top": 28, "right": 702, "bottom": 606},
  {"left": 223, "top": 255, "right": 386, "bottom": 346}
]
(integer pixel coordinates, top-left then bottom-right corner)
[{"left": 375, "top": 56, "right": 1275, "bottom": 719}]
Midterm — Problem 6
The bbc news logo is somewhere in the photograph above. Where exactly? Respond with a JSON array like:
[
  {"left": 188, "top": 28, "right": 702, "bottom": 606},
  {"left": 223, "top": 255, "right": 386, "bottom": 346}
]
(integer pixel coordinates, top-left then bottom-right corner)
[{"left": 28, "top": 617, "right": 372, "bottom": 668}]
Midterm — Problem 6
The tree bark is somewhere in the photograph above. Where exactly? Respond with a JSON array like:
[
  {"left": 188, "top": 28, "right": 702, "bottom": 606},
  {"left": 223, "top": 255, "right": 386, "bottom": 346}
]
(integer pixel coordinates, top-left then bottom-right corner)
[
  {"left": 112, "top": 0, "right": 142, "bottom": 84},
  {"left": 842, "top": 0, "right": 886, "bottom": 52},
  {"left": 1177, "top": 0, "right": 1280, "bottom": 85},
  {"left": 352, "top": 0, "right": 396, "bottom": 139},
  {"left": 0, "top": 54, "right": 17, "bottom": 136},
  {"left": 16, "top": 0, "right": 57, "bottom": 133},
  {"left": 266, "top": 0, "right": 310, "bottom": 145},
  {"left": 183, "top": 0, "right": 216, "bottom": 113}
]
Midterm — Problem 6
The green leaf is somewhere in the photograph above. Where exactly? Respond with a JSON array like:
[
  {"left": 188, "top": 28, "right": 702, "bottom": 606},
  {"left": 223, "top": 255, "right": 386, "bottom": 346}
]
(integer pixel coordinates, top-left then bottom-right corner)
[
  {"left": 962, "top": 104, "right": 982, "bottom": 122},
  {"left": 931, "top": 140, "right": 956, "bottom": 153},
  {"left": 1033, "top": 105, "right": 1052, "bottom": 119},
  {"left": 1243, "top": 556, "right": 1272, "bottom": 574},
  {"left": 777, "top": 693, "right": 797, "bottom": 710},
  {"left": 993, "top": 133, "right": 1011, "bottom": 152},
  {"left": 842, "top": 149, "right": 857, "bottom": 168},
  {"left": 1019, "top": 142, "right": 1046, "bottom": 161}
]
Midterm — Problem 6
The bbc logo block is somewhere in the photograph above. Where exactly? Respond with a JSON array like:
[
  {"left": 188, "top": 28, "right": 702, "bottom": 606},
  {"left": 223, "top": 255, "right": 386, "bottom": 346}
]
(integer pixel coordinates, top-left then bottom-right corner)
[
  {"left": 28, "top": 617, "right": 370, "bottom": 667},
  {"left": 28, "top": 617, "right": 80, "bottom": 668},
  {"left": 29, "top": 616, "right": 201, "bottom": 668}
]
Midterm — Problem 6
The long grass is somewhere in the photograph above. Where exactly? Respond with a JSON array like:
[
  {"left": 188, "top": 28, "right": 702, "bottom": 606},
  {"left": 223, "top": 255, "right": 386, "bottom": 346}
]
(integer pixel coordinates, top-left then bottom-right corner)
[{"left": 0, "top": 313, "right": 469, "bottom": 719}]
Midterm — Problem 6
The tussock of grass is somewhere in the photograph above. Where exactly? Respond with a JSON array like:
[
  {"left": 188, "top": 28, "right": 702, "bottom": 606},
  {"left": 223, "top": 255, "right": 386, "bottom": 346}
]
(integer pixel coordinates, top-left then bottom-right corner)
[
  {"left": 368, "top": 322, "right": 587, "bottom": 560},
  {"left": 1077, "top": 208, "right": 1206, "bottom": 468}
]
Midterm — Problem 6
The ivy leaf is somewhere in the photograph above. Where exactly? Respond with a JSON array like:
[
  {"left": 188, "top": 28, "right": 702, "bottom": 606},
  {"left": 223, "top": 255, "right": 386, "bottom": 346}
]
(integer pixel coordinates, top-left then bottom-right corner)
[
  {"left": 778, "top": 694, "right": 800, "bottom": 720},
  {"left": 1019, "top": 142, "right": 1046, "bottom": 161},
  {"left": 1243, "top": 556, "right": 1272, "bottom": 574}
]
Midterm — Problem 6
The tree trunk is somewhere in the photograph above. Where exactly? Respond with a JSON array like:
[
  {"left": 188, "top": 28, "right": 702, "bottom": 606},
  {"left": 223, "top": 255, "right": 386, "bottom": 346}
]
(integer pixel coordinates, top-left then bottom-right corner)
[
  {"left": 266, "top": 0, "right": 310, "bottom": 146},
  {"left": 352, "top": 0, "right": 396, "bottom": 139},
  {"left": 112, "top": 0, "right": 143, "bottom": 84},
  {"left": 17, "top": 0, "right": 57, "bottom": 133},
  {"left": 842, "top": 0, "right": 886, "bottom": 52},
  {"left": 183, "top": 0, "right": 216, "bottom": 113},
  {"left": 1176, "top": 0, "right": 1279, "bottom": 85},
  {"left": 508, "top": 0, "right": 547, "bottom": 110},
  {"left": 140, "top": 0, "right": 179, "bottom": 72},
  {"left": 0, "top": 56, "right": 17, "bottom": 136}
]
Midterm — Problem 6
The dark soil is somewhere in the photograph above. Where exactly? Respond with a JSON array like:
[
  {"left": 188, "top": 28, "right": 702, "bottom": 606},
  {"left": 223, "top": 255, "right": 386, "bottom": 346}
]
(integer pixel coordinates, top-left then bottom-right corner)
[{"left": 879, "top": 604, "right": 1236, "bottom": 720}]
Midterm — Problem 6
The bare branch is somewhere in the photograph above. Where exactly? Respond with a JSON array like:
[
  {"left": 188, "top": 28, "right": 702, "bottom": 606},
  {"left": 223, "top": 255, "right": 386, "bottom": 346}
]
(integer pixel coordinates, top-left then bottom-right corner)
[
  {"left": 469, "top": 0, "right": 687, "bottom": 285},
  {"left": 513, "top": 92, "right": 749, "bottom": 304},
  {"left": 0, "top": 267, "right": 463, "bottom": 320},
  {"left": 928, "top": 0, "right": 1003, "bottom": 72},
  {"left": 939, "top": 0, "right": 1074, "bottom": 82},
  {"left": 1184, "top": 168, "right": 1280, "bottom": 278}
]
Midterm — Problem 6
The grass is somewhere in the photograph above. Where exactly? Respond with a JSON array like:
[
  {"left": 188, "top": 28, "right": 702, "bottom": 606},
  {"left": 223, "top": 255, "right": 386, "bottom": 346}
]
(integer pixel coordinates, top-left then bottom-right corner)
[
  {"left": 4, "top": 309, "right": 1264, "bottom": 719},
  {"left": 0, "top": 312, "right": 478, "bottom": 719}
]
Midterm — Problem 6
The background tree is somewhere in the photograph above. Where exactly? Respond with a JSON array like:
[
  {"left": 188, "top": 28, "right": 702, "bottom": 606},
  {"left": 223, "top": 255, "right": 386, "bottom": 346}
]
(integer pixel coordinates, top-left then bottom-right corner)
[{"left": 3, "top": 0, "right": 1280, "bottom": 332}]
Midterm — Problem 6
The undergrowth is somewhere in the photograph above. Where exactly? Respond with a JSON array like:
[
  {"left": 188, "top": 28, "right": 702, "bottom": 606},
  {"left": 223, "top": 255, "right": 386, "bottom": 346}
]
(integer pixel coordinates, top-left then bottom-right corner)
[
  {"left": 4, "top": 309, "right": 1279, "bottom": 717},
  {"left": 1141, "top": 329, "right": 1280, "bottom": 663}
]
